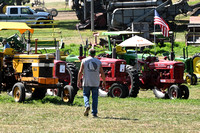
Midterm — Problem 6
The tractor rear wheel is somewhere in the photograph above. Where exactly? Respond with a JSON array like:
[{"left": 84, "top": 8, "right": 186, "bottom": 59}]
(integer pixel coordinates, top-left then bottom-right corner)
[
  {"left": 179, "top": 85, "right": 189, "bottom": 99},
  {"left": 192, "top": 53, "right": 200, "bottom": 78},
  {"left": 66, "top": 63, "right": 78, "bottom": 96},
  {"left": 61, "top": 85, "right": 74, "bottom": 103},
  {"left": 12, "top": 82, "right": 25, "bottom": 102},
  {"left": 126, "top": 65, "right": 140, "bottom": 97},
  {"left": 109, "top": 83, "right": 129, "bottom": 98},
  {"left": 168, "top": 85, "right": 182, "bottom": 99}
]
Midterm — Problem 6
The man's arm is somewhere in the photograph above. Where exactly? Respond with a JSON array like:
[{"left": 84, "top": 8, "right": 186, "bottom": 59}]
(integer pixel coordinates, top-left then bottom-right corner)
[
  {"left": 100, "top": 64, "right": 106, "bottom": 88},
  {"left": 77, "top": 62, "right": 84, "bottom": 88}
]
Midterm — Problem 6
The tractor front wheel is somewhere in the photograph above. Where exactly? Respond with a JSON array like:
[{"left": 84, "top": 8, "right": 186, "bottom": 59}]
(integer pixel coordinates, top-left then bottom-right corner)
[
  {"left": 168, "top": 85, "right": 181, "bottom": 99},
  {"left": 186, "top": 74, "right": 193, "bottom": 85},
  {"left": 61, "top": 85, "right": 74, "bottom": 103},
  {"left": 191, "top": 74, "right": 197, "bottom": 85},
  {"left": 12, "top": 82, "right": 25, "bottom": 102},
  {"left": 179, "top": 85, "right": 189, "bottom": 99},
  {"left": 109, "top": 83, "right": 129, "bottom": 98}
]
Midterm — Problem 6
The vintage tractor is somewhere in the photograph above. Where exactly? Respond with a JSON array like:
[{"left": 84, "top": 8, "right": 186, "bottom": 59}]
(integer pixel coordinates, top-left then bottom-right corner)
[
  {"left": 63, "top": 44, "right": 140, "bottom": 98},
  {"left": 53, "top": 60, "right": 78, "bottom": 101},
  {"left": 0, "top": 49, "right": 75, "bottom": 103},
  {"left": 174, "top": 47, "right": 198, "bottom": 85},
  {"left": 138, "top": 56, "right": 189, "bottom": 99},
  {"left": 99, "top": 31, "right": 151, "bottom": 68}
]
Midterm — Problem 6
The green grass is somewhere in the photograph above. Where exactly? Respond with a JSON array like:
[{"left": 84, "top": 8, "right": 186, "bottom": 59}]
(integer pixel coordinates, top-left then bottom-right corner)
[{"left": 0, "top": 85, "right": 199, "bottom": 132}]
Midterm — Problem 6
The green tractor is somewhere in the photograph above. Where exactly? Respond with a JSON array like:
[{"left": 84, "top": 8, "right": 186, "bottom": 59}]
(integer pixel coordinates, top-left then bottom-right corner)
[
  {"left": 174, "top": 47, "right": 198, "bottom": 85},
  {"left": 99, "top": 31, "right": 152, "bottom": 68}
]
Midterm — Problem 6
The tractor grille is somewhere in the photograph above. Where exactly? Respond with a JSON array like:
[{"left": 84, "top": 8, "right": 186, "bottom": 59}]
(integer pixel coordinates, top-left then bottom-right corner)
[
  {"left": 39, "top": 67, "right": 53, "bottom": 77},
  {"left": 174, "top": 65, "right": 184, "bottom": 79},
  {"left": 39, "top": 59, "right": 53, "bottom": 77}
]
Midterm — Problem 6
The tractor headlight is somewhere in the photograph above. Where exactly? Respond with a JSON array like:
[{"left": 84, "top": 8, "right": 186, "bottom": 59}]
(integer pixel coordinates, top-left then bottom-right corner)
[
  {"left": 120, "top": 64, "right": 125, "bottom": 72},
  {"left": 59, "top": 64, "right": 66, "bottom": 73}
]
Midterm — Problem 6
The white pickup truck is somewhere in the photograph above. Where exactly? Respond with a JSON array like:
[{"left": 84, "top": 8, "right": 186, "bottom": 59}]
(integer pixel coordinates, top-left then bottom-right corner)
[{"left": 0, "top": 6, "right": 53, "bottom": 25}]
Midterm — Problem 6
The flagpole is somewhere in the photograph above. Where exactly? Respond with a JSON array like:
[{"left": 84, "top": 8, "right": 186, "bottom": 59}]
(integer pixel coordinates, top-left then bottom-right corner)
[{"left": 154, "top": 9, "right": 156, "bottom": 55}]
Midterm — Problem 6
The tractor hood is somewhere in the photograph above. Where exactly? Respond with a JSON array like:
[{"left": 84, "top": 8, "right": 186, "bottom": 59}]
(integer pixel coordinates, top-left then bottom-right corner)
[{"left": 149, "top": 60, "right": 184, "bottom": 69}]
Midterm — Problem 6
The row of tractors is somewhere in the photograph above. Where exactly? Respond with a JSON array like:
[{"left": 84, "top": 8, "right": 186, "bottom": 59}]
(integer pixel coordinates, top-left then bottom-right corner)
[
  {"left": 62, "top": 42, "right": 190, "bottom": 100},
  {"left": 0, "top": 23, "right": 193, "bottom": 103}
]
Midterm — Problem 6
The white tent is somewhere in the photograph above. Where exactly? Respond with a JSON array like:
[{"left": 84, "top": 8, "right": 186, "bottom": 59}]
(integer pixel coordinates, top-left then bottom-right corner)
[{"left": 119, "top": 35, "right": 154, "bottom": 47}]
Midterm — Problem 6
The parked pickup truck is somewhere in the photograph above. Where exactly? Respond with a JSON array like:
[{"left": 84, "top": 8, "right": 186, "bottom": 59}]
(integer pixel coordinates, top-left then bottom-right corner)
[{"left": 0, "top": 6, "right": 53, "bottom": 25}]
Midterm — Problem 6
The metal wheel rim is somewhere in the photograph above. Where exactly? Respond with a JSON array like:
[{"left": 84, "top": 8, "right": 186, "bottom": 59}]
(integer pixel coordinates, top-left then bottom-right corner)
[
  {"left": 186, "top": 76, "right": 191, "bottom": 85},
  {"left": 13, "top": 87, "right": 20, "bottom": 101},
  {"left": 171, "top": 88, "right": 177, "bottom": 99},
  {"left": 63, "top": 89, "right": 70, "bottom": 102},
  {"left": 193, "top": 57, "right": 200, "bottom": 73},
  {"left": 112, "top": 87, "right": 122, "bottom": 97}
]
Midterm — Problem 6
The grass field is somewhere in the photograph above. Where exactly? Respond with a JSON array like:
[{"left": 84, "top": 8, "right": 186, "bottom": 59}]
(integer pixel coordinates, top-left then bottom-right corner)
[
  {"left": 0, "top": 1, "right": 200, "bottom": 132},
  {"left": 0, "top": 85, "right": 199, "bottom": 133}
]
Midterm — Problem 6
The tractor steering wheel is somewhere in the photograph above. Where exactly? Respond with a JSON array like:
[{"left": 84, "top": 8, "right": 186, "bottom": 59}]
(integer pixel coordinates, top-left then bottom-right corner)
[{"left": 64, "top": 49, "right": 72, "bottom": 55}]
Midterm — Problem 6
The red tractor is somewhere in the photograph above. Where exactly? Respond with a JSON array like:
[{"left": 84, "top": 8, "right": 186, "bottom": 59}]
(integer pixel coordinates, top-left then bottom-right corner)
[
  {"left": 138, "top": 56, "right": 189, "bottom": 99},
  {"left": 64, "top": 45, "right": 140, "bottom": 98},
  {"left": 98, "top": 57, "right": 139, "bottom": 98}
]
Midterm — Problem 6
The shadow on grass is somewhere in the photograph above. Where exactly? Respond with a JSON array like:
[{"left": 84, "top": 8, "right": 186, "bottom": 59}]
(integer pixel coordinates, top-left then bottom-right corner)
[
  {"left": 56, "top": 21, "right": 78, "bottom": 30},
  {"left": 23, "top": 95, "right": 83, "bottom": 106},
  {"left": 100, "top": 116, "right": 139, "bottom": 121}
]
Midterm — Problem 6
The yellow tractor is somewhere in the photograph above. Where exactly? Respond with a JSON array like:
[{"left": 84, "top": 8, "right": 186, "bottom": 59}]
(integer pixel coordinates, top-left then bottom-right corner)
[
  {"left": 0, "top": 48, "right": 74, "bottom": 103},
  {"left": 0, "top": 22, "right": 75, "bottom": 103}
]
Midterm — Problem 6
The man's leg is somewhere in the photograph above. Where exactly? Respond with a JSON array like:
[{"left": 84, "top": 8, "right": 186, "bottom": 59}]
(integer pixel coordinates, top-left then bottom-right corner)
[
  {"left": 83, "top": 87, "right": 90, "bottom": 116},
  {"left": 91, "top": 87, "right": 99, "bottom": 116}
]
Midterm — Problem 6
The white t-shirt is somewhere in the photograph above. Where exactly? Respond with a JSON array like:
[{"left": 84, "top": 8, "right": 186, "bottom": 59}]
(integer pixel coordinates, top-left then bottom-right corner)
[{"left": 82, "top": 56, "right": 101, "bottom": 87}]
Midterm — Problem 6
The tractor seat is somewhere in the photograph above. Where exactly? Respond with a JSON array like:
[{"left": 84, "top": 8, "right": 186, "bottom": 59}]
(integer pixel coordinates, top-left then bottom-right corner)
[{"left": 116, "top": 45, "right": 126, "bottom": 55}]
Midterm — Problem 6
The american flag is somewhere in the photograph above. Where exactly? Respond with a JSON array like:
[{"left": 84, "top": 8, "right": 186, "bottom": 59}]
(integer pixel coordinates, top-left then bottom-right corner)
[{"left": 154, "top": 10, "right": 170, "bottom": 37}]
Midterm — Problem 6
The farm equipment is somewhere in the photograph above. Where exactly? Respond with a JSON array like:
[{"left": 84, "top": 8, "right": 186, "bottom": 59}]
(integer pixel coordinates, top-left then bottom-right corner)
[
  {"left": 138, "top": 56, "right": 189, "bottom": 99},
  {"left": 63, "top": 44, "right": 140, "bottom": 98},
  {"left": 99, "top": 31, "right": 153, "bottom": 68},
  {"left": 174, "top": 47, "right": 198, "bottom": 85},
  {"left": 73, "top": 0, "right": 200, "bottom": 32},
  {"left": 31, "top": 0, "right": 58, "bottom": 17},
  {"left": 0, "top": 22, "right": 76, "bottom": 103}
]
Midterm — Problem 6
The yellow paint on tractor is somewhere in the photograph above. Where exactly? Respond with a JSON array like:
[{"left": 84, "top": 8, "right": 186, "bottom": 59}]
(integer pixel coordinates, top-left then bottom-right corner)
[{"left": 193, "top": 56, "right": 200, "bottom": 78}]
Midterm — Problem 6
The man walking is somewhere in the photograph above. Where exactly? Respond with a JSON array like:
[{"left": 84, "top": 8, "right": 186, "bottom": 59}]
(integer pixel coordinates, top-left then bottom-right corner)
[{"left": 77, "top": 48, "right": 106, "bottom": 117}]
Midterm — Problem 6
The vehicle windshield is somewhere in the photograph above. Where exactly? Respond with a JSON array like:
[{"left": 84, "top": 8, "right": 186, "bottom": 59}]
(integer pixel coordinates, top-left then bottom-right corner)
[{"left": 28, "top": 7, "right": 35, "bottom": 13}]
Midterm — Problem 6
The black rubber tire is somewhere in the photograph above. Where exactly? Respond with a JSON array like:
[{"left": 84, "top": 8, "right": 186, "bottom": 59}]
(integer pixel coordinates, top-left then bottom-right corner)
[
  {"left": 191, "top": 74, "right": 197, "bottom": 85},
  {"left": 49, "top": 8, "right": 58, "bottom": 17},
  {"left": 12, "top": 82, "right": 25, "bottom": 102},
  {"left": 66, "top": 63, "right": 78, "bottom": 96},
  {"left": 61, "top": 85, "right": 74, "bottom": 103},
  {"left": 109, "top": 83, "right": 129, "bottom": 98},
  {"left": 32, "top": 88, "right": 47, "bottom": 100},
  {"left": 126, "top": 65, "right": 140, "bottom": 97},
  {"left": 168, "top": 85, "right": 182, "bottom": 99},
  {"left": 179, "top": 85, "right": 189, "bottom": 99},
  {"left": 186, "top": 74, "right": 193, "bottom": 85}
]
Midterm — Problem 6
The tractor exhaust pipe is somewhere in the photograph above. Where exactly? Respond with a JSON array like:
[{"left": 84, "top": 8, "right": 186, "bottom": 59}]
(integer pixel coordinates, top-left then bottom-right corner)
[
  {"left": 183, "top": 47, "right": 185, "bottom": 59},
  {"left": 79, "top": 44, "right": 83, "bottom": 57}
]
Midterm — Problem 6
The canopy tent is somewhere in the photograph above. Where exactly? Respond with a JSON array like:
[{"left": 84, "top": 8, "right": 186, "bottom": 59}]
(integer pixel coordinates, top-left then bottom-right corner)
[
  {"left": 0, "top": 22, "right": 34, "bottom": 34},
  {"left": 119, "top": 35, "right": 154, "bottom": 47}
]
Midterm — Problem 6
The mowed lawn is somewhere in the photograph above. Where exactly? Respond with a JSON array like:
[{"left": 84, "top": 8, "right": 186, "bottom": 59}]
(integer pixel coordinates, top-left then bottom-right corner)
[{"left": 0, "top": 84, "right": 199, "bottom": 133}]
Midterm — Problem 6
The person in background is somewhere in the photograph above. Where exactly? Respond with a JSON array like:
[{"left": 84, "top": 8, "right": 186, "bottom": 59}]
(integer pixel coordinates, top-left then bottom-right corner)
[
  {"left": 77, "top": 48, "right": 106, "bottom": 118},
  {"left": 2, "top": 39, "right": 10, "bottom": 51}
]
